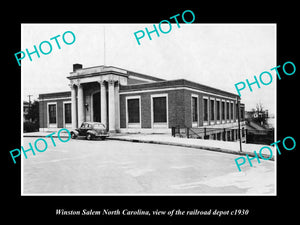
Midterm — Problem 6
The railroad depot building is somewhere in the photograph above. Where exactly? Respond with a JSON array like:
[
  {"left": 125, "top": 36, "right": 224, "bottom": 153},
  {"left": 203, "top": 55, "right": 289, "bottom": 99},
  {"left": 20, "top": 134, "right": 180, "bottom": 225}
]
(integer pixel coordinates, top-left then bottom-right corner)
[{"left": 39, "top": 64, "right": 246, "bottom": 141}]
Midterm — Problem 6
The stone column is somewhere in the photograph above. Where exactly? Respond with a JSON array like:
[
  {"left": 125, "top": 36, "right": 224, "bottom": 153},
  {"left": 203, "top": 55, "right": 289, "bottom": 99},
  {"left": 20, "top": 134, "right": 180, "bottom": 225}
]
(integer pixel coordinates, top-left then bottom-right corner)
[
  {"left": 77, "top": 83, "right": 84, "bottom": 127},
  {"left": 99, "top": 81, "right": 107, "bottom": 128},
  {"left": 114, "top": 82, "right": 120, "bottom": 132},
  {"left": 70, "top": 84, "right": 77, "bottom": 128},
  {"left": 108, "top": 80, "right": 115, "bottom": 132}
]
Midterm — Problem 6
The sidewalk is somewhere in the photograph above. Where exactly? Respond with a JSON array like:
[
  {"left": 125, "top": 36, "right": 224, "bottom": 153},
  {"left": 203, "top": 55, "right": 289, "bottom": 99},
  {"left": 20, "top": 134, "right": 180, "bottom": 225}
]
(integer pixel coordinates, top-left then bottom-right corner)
[
  {"left": 23, "top": 131, "right": 70, "bottom": 138},
  {"left": 108, "top": 133, "right": 275, "bottom": 161},
  {"left": 23, "top": 132, "right": 275, "bottom": 160}
]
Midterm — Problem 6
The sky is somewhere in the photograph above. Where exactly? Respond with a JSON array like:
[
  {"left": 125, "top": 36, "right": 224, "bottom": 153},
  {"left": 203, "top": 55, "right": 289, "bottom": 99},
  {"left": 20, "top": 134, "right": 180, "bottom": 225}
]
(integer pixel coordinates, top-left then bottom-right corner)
[{"left": 22, "top": 23, "right": 276, "bottom": 114}]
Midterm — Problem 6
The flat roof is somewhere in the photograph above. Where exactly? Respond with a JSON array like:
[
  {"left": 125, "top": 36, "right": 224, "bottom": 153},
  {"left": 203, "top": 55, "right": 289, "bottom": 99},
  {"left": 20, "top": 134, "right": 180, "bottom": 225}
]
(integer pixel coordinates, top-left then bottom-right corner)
[{"left": 68, "top": 65, "right": 165, "bottom": 82}]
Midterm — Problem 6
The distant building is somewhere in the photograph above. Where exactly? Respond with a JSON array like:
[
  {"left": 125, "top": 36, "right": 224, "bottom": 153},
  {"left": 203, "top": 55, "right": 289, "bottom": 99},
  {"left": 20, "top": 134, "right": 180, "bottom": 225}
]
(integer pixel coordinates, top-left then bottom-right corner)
[
  {"left": 39, "top": 64, "right": 246, "bottom": 141},
  {"left": 246, "top": 110, "right": 268, "bottom": 120},
  {"left": 245, "top": 109, "right": 272, "bottom": 127},
  {"left": 23, "top": 101, "right": 30, "bottom": 122}
]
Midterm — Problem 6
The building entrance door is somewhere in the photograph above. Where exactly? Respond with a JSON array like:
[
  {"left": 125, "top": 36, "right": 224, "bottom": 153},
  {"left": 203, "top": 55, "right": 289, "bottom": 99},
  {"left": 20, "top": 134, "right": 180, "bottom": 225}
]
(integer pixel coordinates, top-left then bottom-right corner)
[{"left": 93, "top": 92, "right": 101, "bottom": 122}]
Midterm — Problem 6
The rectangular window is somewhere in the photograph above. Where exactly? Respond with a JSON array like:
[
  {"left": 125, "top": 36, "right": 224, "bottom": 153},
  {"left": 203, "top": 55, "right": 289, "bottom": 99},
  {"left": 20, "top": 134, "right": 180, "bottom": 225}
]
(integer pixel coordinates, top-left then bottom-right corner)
[
  {"left": 48, "top": 104, "right": 56, "bottom": 124},
  {"left": 64, "top": 103, "right": 71, "bottom": 124},
  {"left": 192, "top": 96, "right": 198, "bottom": 122},
  {"left": 230, "top": 102, "right": 234, "bottom": 120},
  {"left": 217, "top": 100, "right": 220, "bottom": 120},
  {"left": 222, "top": 101, "right": 225, "bottom": 120},
  {"left": 203, "top": 98, "right": 208, "bottom": 121},
  {"left": 153, "top": 96, "right": 167, "bottom": 123},
  {"left": 210, "top": 99, "right": 214, "bottom": 121},
  {"left": 226, "top": 102, "right": 230, "bottom": 120},
  {"left": 127, "top": 98, "right": 140, "bottom": 123}
]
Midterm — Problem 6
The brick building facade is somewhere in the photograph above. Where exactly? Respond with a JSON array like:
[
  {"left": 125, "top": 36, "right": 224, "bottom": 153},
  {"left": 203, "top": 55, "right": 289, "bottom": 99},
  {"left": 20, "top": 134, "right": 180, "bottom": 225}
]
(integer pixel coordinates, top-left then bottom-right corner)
[{"left": 39, "top": 64, "right": 246, "bottom": 141}]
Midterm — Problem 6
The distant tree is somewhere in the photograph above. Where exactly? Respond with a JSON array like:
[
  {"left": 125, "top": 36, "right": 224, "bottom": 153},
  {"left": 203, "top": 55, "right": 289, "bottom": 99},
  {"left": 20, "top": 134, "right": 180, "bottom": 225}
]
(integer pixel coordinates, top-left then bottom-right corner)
[
  {"left": 24, "top": 100, "right": 39, "bottom": 132},
  {"left": 251, "top": 102, "right": 268, "bottom": 127}
]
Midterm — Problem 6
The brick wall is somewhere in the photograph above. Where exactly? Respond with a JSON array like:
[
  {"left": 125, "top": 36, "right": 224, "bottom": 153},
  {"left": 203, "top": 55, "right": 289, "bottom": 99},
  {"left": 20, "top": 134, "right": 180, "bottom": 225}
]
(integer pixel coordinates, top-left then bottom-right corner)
[
  {"left": 119, "top": 89, "right": 187, "bottom": 129},
  {"left": 39, "top": 100, "right": 47, "bottom": 128},
  {"left": 141, "top": 93, "right": 151, "bottom": 128},
  {"left": 168, "top": 90, "right": 185, "bottom": 128}
]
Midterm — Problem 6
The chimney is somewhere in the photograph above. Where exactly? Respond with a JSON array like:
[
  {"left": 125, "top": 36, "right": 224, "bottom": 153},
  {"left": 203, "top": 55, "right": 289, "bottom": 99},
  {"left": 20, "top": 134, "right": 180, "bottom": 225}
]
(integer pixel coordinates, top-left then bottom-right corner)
[{"left": 73, "top": 63, "right": 83, "bottom": 72}]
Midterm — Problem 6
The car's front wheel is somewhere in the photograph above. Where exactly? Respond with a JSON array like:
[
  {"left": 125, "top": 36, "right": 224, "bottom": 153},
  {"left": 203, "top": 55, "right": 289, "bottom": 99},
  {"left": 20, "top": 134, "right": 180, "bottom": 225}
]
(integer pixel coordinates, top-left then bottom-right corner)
[
  {"left": 71, "top": 132, "right": 77, "bottom": 139},
  {"left": 86, "top": 133, "right": 94, "bottom": 140}
]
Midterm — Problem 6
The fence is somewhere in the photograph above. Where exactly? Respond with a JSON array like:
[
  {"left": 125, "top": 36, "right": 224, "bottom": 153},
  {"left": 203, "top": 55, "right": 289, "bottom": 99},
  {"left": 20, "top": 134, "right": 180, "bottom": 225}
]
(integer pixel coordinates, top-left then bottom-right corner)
[
  {"left": 171, "top": 126, "right": 246, "bottom": 142},
  {"left": 171, "top": 126, "right": 274, "bottom": 144}
]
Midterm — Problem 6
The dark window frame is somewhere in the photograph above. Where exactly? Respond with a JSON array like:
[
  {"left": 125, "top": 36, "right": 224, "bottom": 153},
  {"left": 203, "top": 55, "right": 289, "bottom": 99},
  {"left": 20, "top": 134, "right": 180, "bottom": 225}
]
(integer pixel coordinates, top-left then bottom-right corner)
[
  {"left": 64, "top": 103, "right": 72, "bottom": 124},
  {"left": 222, "top": 101, "right": 225, "bottom": 120},
  {"left": 153, "top": 96, "right": 167, "bottom": 123},
  {"left": 203, "top": 98, "right": 208, "bottom": 122},
  {"left": 210, "top": 99, "right": 215, "bottom": 121},
  {"left": 217, "top": 100, "right": 220, "bottom": 121},
  {"left": 226, "top": 101, "right": 230, "bottom": 120},
  {"left": 127, "top": 98, "right": 140, "bottom": 124},
  {"left": 230, "top": 102, "right": 234, "bottom": 120},
  {"left": 48, "top": 104, "right": 56, "bottom": 124},
  {"left": 192, "top": 96, "right": 198, "bottom": 123}
]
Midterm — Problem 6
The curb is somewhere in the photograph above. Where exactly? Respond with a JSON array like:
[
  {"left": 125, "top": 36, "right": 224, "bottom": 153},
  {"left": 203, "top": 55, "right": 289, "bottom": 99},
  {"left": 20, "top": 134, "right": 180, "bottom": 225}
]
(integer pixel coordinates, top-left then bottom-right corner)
[
  {"left": 23, "top": 135, "right": 70, "bottom": 138},
  {"left": 23, "top": 132, "right": 70, "bottom": 138},
  {"left": 107, "top": 137, "right": 275, "bottom": 161}
]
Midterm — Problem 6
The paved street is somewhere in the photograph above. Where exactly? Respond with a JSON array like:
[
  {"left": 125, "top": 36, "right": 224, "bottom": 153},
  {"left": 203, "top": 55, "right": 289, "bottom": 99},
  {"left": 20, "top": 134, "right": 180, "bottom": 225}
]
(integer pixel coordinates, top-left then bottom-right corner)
[{"left": 22, "top": 137, "right": 275, "bottom": 195}]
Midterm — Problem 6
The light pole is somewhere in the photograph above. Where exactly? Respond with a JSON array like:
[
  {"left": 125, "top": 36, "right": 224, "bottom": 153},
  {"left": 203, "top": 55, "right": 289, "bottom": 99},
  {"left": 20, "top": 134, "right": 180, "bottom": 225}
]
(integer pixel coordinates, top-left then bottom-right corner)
[{"left": 237, "top": 97, "right": 242, "bottom": 152}]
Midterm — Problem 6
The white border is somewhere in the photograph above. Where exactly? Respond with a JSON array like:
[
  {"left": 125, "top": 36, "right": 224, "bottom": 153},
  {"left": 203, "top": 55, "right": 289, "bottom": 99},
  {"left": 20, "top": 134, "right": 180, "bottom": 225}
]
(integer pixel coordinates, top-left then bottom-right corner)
[
  {"left": 21, "top": 23, "right": 277, "bottom": 197},
  {"left": 216, "top": 98, "right": 221, "bottom": 124},
  {"left": 221, "top": 99, "right": 225, "bottom": 124},
  {"left": 226, "top": 100, "right": 230, "bottom": 123},
  {"left": 203, "top": 96, "right": 209, "bottom": 125},
  {"left": 63, "top": 101, "right": 72, "bottom": 128}
]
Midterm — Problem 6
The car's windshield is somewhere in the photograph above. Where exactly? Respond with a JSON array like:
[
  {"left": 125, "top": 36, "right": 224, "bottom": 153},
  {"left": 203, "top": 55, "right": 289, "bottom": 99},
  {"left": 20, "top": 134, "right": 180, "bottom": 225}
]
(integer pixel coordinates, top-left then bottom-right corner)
[{"left": 93, "top": 124, "right": 105, "bottom": 129}]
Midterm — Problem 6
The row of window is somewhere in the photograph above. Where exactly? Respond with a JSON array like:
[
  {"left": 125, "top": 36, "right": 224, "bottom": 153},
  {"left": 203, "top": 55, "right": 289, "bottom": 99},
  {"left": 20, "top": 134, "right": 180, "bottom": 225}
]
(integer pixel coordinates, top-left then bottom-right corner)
[
  {"left": 127, "top": 95, "right": 167, "bottom": 126},
  {"left": 48, "top": 103, "right": 71, "bottom": 125},
  {"left": 191, "top": 96, "right": 244, "bottom": 125},
  {"left": 127, "top": 94, "right": 244, "bottom": 128},
  {"left": 47, "top": 95, "right": 244, "bottom": 128},
  {"left": 47, "top": 96, "right": 168, "bottom": 128}
]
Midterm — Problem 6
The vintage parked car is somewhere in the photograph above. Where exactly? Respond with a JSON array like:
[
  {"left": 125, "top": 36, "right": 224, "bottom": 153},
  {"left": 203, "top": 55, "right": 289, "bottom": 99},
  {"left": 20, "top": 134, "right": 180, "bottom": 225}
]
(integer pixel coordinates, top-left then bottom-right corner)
[{"left": 70, "top": 122, "right": 109, "bottom": 140}]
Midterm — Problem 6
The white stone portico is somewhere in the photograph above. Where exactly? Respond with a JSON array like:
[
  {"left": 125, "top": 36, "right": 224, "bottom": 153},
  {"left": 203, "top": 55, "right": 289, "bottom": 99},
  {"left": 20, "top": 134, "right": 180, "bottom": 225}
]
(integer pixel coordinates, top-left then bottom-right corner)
[{"left": 68, "top": 64, "right": 128, "bottom": 132}]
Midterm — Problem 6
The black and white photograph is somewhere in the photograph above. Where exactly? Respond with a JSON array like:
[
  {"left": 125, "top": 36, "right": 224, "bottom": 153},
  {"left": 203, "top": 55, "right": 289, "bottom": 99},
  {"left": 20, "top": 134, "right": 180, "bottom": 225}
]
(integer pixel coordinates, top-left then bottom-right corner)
[{"left": 21, "top": 23, "right": 276, "bottom": 195}]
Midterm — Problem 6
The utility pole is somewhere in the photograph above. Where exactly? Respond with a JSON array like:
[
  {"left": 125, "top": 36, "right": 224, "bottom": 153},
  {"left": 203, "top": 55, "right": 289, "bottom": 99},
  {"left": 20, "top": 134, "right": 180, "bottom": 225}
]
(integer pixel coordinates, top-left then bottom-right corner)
[{"left": 237, "top": 97, "right": 242, "bottom": 152}]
